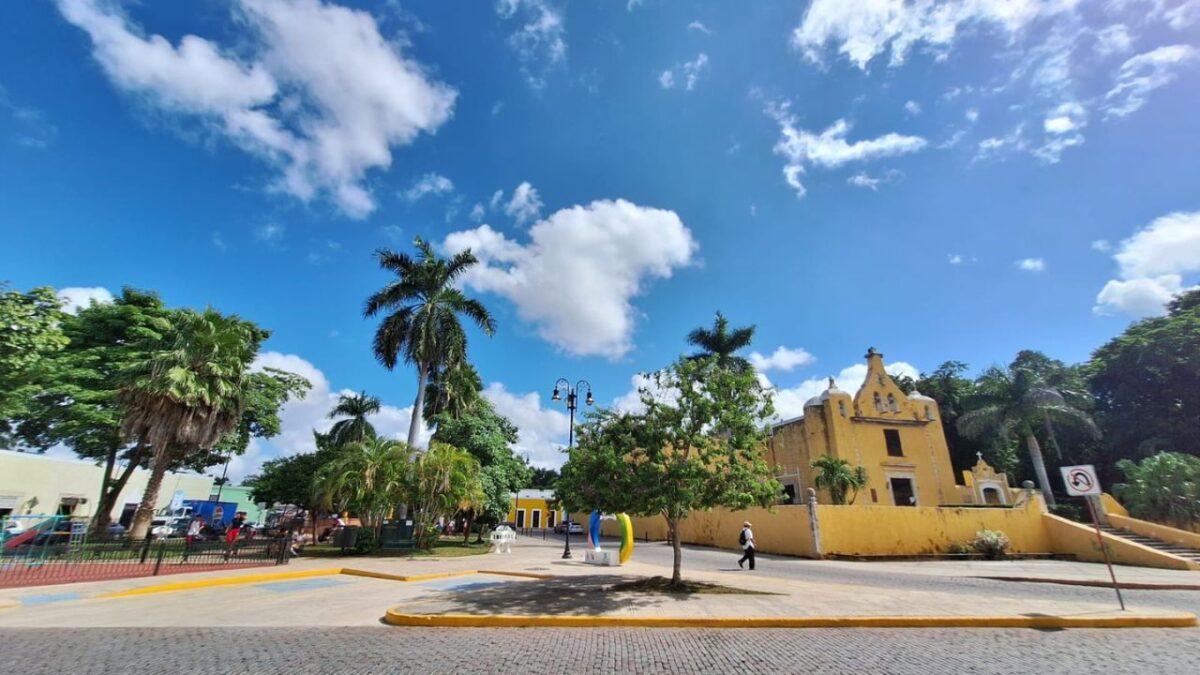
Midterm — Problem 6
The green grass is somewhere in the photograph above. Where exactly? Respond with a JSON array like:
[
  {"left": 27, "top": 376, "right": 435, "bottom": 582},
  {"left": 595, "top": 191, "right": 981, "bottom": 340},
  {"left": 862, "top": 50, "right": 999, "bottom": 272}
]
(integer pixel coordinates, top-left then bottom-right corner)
[{"left": 300, "top": 537, "right": 493, "bottom": 559}]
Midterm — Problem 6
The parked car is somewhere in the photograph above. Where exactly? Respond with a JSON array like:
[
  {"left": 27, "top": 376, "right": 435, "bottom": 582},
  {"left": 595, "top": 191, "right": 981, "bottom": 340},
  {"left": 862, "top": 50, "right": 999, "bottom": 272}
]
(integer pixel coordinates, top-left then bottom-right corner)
[
  {"left": 106, "top": 522, "right": 127, "bottom": 539},
  {"left": 151, "top": 517, "right": 189, "bottom": 538},
  {"left": 554, "top": 521, "right": 584, "bottom": 535}
]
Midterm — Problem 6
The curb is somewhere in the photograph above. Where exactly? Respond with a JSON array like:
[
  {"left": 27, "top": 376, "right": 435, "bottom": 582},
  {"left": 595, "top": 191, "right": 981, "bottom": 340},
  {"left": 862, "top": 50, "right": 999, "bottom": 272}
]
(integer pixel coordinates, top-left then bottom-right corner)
[
  {"left": 983, "top": 576, "right": 1200, "bottom": 591},
  {"left": 383, "top": 610, "right": 1199, "bottom": 630},
  {"left": 89, "top": 568, "right": 552, "bottom": 600}
]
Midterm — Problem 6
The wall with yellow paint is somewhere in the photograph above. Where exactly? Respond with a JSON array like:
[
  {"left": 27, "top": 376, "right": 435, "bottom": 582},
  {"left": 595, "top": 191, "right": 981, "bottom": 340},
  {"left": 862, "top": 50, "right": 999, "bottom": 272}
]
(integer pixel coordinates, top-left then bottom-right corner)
[
  {"left": 505, "top": 489, "right": 562, "bottom": 530},
  {"left": 1099, "top": 493, "right": 1128, "bottom": 517},
  {"left": 603, "top": 506, "right": 818, "bottom": 558},
  {"left": 1107, "top": 513, "right": 1200, "bottom": 551},
  {"left": 815, "top": 501, "right": 1051, "bottom": 555},
  {"left": 1042, "top": 513, "right": 1200, "bottom": 570}
]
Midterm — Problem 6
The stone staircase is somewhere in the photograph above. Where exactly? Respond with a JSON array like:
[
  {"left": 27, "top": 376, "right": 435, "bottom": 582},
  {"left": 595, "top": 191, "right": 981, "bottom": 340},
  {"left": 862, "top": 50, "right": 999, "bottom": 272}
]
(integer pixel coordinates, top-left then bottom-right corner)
[{"left": 1099, "top": 525, "right": 1200, "bottom": 564}]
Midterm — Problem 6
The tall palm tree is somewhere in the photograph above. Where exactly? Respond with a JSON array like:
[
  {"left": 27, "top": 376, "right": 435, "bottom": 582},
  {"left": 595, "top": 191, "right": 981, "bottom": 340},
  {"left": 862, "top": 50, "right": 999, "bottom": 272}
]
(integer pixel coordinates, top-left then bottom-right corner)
[
  {"left": 686, "top": 311, "right": 756, "bottom": 372},
  {"left": 121, "top": 308, "right": 267, "bottom": 539},
  {"left": 424, "top": 360, "right": 483, "bottom": 422},
  {"left": 810, "top": 455, "right": 869, "bottom": 505},
  {"left": 327, "top": 391, "right": 380, "bottom": 448},
  {"left": 364, "top": 238, "right": 496, "bottom": 448},
  {"left": 957, "top": 365, "right": 1100, "bottom": 507}
]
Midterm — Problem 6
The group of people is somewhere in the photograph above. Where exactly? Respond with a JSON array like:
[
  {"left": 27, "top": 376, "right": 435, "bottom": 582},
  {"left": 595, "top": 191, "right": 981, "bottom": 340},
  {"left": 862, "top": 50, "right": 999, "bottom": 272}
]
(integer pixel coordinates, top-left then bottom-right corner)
[{"left": 183, "top": 511, "right": 249, "bottom": 558}]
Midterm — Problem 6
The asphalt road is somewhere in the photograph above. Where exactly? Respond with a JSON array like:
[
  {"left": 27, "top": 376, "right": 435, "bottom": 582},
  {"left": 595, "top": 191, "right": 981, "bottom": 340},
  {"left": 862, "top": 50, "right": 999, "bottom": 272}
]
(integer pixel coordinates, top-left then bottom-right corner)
[
  {"left": 1, "top": 626, "right": 1198, "bottom": 674},
  {"left": 628, "top": 539, "right": 1200, "bottom": 615}
]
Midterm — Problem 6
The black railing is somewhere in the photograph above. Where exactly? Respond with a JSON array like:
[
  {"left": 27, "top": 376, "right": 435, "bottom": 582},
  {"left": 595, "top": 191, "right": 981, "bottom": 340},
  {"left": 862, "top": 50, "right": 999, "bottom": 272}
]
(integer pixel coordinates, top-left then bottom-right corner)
[{"left": 0, "top": 531, "right": 290, "bottom": 589}]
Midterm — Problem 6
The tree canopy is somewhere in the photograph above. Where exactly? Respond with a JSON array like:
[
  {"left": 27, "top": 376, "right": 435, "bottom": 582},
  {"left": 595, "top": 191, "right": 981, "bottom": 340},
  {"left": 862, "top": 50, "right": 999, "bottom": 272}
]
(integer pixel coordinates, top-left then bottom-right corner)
[
  {"left": 686, "top": 311, "right": 756, "bottom": 373},
  {"left": 558, "top": 356, "right": 780, "bottom": 585}
]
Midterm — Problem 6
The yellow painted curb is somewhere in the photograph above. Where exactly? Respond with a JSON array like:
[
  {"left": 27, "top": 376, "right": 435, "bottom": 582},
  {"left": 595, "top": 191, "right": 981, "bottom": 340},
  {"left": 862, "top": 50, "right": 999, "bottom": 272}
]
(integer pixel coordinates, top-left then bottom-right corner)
[
  {"left": 91, "top": 567, "right": 548, "bottom": 600},
  {"left": 383, "top": 610, "right": 1198, "bottom": 630},
  {"left": 97, "top": 567, "right": 343, "bottom": 599}
]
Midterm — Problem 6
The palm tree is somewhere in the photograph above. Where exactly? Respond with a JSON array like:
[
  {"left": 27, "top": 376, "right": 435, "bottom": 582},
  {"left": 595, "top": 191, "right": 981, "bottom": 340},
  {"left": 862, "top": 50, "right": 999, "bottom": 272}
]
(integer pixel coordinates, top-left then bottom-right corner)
[
  {"left": 957, "top": 365, "right": 1100, "bottom": 507},
  {"left": 424, "top": 360, "right": 483, "bottom": 422},
  {"left": 408, "top": 442, "right": 484, "bottom": 548},
  {"left": 810, "top": 455, "right": 869, "bottom": 505},
  {"left": 121, "top": 309, "right": 267, "bottom": 539},
  {"left": 313, "top": 436, "right": 412, "bottom": 534},
  {"left": 364, "top": 238, "right": 496, "bottom": 448},
  {"left": 327, "top": 391, "right": 380, "bottom": 448},
  {"left": 686, "top": 311, "right": 756, "bottom": 372}
]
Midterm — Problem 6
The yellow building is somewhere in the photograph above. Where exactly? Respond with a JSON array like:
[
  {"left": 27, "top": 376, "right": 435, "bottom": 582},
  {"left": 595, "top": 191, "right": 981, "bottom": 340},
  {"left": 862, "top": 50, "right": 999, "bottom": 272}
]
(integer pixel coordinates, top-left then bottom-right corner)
[
  {"left": 505, "top": 489, "right": 564, "bottom": 530},
  {"left": 768, "top": 348, "right": 965, "bottom": 507}
]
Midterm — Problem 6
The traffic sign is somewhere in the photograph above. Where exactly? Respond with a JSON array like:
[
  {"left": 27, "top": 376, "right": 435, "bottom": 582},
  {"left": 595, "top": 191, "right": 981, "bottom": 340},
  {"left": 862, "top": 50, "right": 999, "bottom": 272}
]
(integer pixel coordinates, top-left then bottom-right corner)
[{"left": 1061, "top": 464, "right": 1101, "bottom": 496}]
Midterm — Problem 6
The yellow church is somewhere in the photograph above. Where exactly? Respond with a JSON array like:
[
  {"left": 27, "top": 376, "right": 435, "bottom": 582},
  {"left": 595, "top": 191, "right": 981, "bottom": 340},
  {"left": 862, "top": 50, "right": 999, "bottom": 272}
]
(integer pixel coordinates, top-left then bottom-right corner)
[{"left": 768, "top": 348, "right": 1009, "bottom": 507}]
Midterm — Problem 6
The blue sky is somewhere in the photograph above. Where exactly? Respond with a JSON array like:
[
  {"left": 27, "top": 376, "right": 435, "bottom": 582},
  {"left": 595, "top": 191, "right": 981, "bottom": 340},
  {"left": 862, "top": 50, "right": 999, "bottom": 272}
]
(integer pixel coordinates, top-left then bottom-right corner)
[{"left": 2, "top": 1, "right": 1198, "bottom": 481}]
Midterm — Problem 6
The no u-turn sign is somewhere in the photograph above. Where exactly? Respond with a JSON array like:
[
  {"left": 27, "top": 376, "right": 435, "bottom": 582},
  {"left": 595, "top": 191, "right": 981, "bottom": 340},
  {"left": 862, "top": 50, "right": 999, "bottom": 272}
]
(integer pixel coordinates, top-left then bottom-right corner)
[{"left": 1061, "top": 464, "right": 1101, "bottom": 496}]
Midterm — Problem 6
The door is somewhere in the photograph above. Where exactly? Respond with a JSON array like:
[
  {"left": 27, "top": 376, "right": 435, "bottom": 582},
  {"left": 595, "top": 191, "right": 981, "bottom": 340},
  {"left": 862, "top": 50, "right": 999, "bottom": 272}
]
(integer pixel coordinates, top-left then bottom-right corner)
[
  {"left": 531, "top": 510, "right": 541, "bottom": 528},
  {"left": 890, "top": 477, "right": 916, "bottom": 506},
  {"left": 516, "top": 509, "right": 526, "bottom": 528},
  {"left": 547, "top": 511, "right": 556, "bottom": 528}
]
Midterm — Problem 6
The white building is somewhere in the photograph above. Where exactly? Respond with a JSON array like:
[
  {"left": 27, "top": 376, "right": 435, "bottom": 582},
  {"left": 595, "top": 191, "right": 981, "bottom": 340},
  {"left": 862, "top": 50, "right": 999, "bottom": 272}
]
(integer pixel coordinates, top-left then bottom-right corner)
[{"left": 0, "top": 450, "right": 213, "bottom": 524}]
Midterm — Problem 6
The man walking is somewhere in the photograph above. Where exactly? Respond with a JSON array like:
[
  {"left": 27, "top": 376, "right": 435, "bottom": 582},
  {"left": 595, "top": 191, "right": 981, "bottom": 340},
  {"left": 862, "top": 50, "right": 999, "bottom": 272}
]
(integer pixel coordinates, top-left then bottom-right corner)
[{"left": 738, "top": 521, "right": 756, "bottom": 570}]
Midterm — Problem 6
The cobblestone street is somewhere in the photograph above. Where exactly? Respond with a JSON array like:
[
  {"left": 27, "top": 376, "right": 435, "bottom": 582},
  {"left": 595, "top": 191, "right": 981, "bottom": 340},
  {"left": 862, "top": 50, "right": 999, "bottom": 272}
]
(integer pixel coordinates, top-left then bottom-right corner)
[{"left": 1, "top": 626, "right": 1198, "bottom": 674}]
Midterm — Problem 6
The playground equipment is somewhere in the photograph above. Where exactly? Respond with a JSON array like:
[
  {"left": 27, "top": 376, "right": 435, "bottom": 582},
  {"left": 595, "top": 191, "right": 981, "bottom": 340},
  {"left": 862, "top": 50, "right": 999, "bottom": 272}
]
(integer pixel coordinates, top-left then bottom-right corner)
[
  {"left": 583, "top": 511, "right": 633, "bottom": 566},
  {"left": 490, "top": 525, "right": 515, "bottom": 554}
]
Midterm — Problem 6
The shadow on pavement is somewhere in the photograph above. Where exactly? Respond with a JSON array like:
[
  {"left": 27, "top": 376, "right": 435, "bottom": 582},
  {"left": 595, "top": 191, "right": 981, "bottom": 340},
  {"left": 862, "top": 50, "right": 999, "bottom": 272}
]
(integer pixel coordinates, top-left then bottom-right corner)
[{"left": 433, "top": 574, "right": 681, "bottom": 616}]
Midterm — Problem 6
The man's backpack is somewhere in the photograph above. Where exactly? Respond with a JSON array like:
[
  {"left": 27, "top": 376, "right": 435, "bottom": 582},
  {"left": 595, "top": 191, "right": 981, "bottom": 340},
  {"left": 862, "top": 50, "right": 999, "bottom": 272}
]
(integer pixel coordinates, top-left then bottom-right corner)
[{"left": 738, "top": 529, "right": 747, "bottom": 546}]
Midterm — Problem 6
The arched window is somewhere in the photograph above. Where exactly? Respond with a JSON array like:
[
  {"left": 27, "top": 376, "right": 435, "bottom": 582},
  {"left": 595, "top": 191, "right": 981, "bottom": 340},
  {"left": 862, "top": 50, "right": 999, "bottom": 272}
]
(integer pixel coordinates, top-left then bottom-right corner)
[
  {"left": 838, "top": 401, "right": 848, "bottom": 417},
  {"left": 873, "top": 393, "right": 884, "bottom": 413},
  {"left": 887, "top": 393, "right": 899, "bottom": 413},
  {"left": 925, "top": 405, "right": 933, "bottom": 421}
]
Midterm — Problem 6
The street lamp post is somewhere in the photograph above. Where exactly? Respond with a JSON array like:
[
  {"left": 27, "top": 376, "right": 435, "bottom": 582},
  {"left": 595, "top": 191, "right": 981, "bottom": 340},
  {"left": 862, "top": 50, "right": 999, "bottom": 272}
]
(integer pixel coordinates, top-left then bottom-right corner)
[{"left": 552, "top": 378, "right": 593, "bottom": 560}]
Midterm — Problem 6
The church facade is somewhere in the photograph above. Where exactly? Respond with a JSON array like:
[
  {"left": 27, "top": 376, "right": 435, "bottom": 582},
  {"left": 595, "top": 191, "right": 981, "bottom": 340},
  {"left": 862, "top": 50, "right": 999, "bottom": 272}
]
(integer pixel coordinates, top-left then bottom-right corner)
[{"left": 767, "top": 348, "right": 977, "bottom": 507}]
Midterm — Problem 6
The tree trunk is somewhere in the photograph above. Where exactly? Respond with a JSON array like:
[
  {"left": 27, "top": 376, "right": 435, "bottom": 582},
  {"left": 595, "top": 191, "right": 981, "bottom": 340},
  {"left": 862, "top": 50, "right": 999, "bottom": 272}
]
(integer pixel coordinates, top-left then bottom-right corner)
[
  {"left": 407, "top": 363, "right": 429, "bottom": 448},
  {"left": 89, "top": 444, "right": 145, "bottom": 538},
  {"left": 1043, "top": 418, "right": 1062, "bottom": 460},
  {"left": 669, "top": 517, "right": 683, "bottom": 586},
  {"left": 129, "top": 446, "right": 171, "bottom": 539},
  {"left": 1025, "top": 433, "right": 1057, "bottom": 507}
]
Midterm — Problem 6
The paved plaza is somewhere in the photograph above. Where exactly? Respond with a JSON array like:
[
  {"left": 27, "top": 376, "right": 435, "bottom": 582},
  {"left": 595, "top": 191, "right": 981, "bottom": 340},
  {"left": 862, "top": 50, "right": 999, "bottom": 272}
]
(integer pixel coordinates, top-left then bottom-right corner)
[{"left": 1, "top": 534, "right": 1198, "bottom": 673}]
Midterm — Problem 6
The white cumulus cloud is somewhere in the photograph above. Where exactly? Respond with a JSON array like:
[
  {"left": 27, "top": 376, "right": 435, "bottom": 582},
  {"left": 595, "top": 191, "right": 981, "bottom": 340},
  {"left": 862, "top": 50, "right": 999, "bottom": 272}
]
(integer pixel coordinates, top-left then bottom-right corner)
[
  {"left": 1094, "top": 210, "right": 1200, "bottom": 316},
  {"left": 767, "top": 102, "right": 926, "bottom": 198},
  {"left": 749, "top": 347, "right": 816, "bottom": 373},
  {"left": 482, "top": 382, "right": 569, "bottom": 468},
  {"left": 504, "top": 181, "right": 543, "bottom": 225},
  {"left": 496, "top": 0, "right": 567, "bottom": 90},
  {"left": 57, "top": 0, "right": 456, "bottom": 218},
  {"left": 56, "top": 287, "right": 114, "bottom": 314},
  {"left": 1015, "top": 257, "right": 1047, "bottom": 272},
  {"left": 443, "top": 199, "right": 698, "bottom": 359},
  {"left": 401, "top": 173, "right": 454, "bottom": 203}
]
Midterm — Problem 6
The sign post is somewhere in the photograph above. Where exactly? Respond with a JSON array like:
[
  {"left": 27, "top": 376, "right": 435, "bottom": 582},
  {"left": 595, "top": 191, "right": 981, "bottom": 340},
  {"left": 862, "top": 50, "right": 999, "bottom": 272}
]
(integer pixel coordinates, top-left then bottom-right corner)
[{"left": 1061, "top": 464, "right": 1125, "bottom": 611}]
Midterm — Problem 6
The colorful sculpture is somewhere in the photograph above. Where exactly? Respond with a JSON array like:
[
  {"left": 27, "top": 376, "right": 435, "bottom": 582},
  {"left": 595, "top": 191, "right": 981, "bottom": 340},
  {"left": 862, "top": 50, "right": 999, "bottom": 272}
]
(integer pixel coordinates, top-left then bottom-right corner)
[{"left": 587, "top": 510, "right": 633, "bottom": 565}]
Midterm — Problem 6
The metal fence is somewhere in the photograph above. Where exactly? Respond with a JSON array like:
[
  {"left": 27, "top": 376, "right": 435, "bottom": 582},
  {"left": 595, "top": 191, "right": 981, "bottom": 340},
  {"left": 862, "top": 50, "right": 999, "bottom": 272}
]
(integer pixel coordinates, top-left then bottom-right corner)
[{"left": 1, "top": 517, "right": 290, "bottom": 589}]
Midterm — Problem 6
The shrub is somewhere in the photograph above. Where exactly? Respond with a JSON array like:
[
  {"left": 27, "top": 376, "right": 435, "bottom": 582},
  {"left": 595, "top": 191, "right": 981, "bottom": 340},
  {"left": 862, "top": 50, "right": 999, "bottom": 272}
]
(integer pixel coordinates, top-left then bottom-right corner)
[
  {"left": 971, "top": 529, "right": 1010, "bottom": 560},
  {"left": 1049, "top": 502, "right": 1085, "bottom": 523},
  {"left": 947, "top": 541, "right": 972, "bottom": 555},
  {"left": 353, "top": 527, "right": 377, "bottom": 554}
]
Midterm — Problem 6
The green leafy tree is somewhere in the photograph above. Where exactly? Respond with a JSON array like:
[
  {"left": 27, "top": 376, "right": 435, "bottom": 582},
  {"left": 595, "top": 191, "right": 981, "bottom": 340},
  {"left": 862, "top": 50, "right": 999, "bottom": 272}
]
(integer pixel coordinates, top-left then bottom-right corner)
[
  {"left": 810, "top": 455, "right": 869, "bottom": 505},
  {"left": 364, "top": 237, "right": 496, "bottom": 447},
  {"left": 14, "top": 289, "right": 170, "bottom": 535},
  {"left": 327, "top": 391, "right": 380, "bottom": 449},
  {"left": 313, "top": 436, "right": 412, "bottom": 538},
  {"left": 0, "top": 285, "right": 68, "bottom": 439},
  {"left": 1088, "top": 290, "right": 1200, "bottom": 474},
  {"left": 1113, "top": 452, "right": 1200, "bottom": 529},
  {"left": 528, "top": 467, "right": 559, "bottom": 489},
  {"left": 247, "top": 431, "right": 345, "bottom": 539},
  {"left": 121, "top": 308, "right": 270, "bottom": 539},
  {"left": 686, "top": 311, "right": 756, "bottom": 373},
  {"left": 957, "top": 358, "right": 1100, "bottom": 507},
  {"left": 558, "top": 356, "right": 781, "bottom": 586},
  {"left": 431, "top": 401, "right": 529, "bottom": 542}
]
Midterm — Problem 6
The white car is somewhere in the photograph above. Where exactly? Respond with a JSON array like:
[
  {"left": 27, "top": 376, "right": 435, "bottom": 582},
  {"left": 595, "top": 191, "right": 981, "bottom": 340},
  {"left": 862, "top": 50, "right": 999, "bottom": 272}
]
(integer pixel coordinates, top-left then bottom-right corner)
[{"left": 567, "top": 522, "right": 584, "bottom": 535}]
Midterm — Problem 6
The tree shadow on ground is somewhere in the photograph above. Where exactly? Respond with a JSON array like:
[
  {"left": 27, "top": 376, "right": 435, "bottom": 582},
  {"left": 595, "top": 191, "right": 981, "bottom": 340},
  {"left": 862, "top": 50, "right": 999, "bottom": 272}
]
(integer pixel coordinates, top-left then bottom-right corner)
[{"left": 434, "top": 574, "right": 687, "bottom": 616}]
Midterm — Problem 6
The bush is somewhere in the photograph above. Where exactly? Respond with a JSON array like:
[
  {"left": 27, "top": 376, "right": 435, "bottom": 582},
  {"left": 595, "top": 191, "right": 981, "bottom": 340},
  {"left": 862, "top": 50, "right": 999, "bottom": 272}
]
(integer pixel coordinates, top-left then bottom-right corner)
[
  {"left": 971, "top": 529, "right": 1010, "bottom": 560},
  {"left": 947, "top": 541, "right": 972, "bottom": 555},
  {"left": 1049, "top": 502, "right": 1085, "bottom": 523},
  {"left": 353, "top": 527, "right": 377, "bottom": 554}
]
